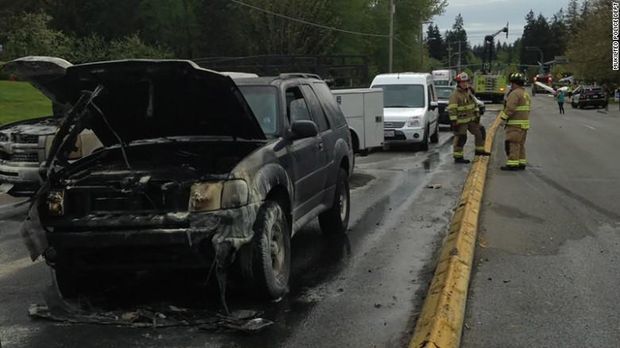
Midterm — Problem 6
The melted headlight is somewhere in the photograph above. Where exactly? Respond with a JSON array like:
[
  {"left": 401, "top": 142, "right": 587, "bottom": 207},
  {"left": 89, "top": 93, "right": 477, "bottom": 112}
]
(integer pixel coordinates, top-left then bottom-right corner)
[
  {"left": 189, "top": 182, "right": 223, "bottom": 212},
  {"left": 188, "top": 180, "right": 249, "bottom": 212},
  {"left": 47, "top": 190, "right": 65, "bottom": 216}
]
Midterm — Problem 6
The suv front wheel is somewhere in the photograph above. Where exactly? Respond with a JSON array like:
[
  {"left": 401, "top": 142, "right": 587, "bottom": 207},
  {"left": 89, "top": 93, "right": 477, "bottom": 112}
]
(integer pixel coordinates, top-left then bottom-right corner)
[
  {"left": 319, "top": 168, "right": 350, "bottom": 235},
  {"left": 239, "top": 201, "right": 290, "bottom": 300}
]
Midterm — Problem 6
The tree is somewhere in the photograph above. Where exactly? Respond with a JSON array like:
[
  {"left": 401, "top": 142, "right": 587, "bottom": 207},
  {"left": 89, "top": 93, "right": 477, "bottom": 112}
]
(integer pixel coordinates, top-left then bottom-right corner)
[
  {"left": 520, "top": 11, "right": 553, "bottom": 67},
  {"left": 445, "top": 13, "right": 469, "bottom": 67},
  {"left": 235, "top": 0, "right": 338, "bottom": 55},
  {"left": 566, "top": 0, "right": 620, "bottom": 83},
  {"left": 426, "top": 24, "right": 445, "bottom": 61},
  {"left": 549, "top": 9, "right": 568, "bottom": 60},
  {"left": 565, "top": 0, "right": 580, "bottom": 34},
  {"left": 1, "top": 12, "right": 71, "bottom": 59}
]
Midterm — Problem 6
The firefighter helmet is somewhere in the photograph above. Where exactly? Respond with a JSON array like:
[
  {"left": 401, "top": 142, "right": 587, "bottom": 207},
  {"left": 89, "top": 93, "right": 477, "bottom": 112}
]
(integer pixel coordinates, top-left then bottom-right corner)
[
  {"left": 509, "top": 72, "right": 526, "bottom": 85},
  {"left": 454, "top": 72, "right": 470, "bottom": 82}
]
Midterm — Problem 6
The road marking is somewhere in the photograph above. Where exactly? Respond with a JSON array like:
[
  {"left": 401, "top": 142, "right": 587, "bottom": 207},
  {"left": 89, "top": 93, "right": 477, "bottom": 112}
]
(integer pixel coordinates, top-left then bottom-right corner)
[
  {"left": 409, "top": 115, "right": 501, "bottom": 348},
  {"left": 584, "top": 124, "right": 596, "bottom": 130},
  {"left": 0, "top": 257, "right": 42, "bottom": 279}
]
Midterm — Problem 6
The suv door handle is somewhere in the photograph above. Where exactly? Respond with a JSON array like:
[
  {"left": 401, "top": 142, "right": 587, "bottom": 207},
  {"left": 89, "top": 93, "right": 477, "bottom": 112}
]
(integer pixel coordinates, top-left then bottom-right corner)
[{"left": 317, "top": 142, "right": 324, "bottom": 151}]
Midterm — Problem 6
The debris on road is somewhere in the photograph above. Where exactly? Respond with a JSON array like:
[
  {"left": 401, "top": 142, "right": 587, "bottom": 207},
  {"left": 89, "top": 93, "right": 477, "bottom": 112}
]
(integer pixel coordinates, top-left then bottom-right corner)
[
  {"left": 426, "top": 184, "right": 442, "bottom": 189},
  {"left": 28, "top": 291, "right": 274, "bottom": 333}
]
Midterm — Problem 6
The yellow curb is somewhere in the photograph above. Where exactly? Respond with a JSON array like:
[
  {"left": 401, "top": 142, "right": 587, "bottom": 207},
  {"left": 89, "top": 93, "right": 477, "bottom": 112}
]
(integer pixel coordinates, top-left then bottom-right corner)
[{"left": 409, "top": 115, "right": 502, "bottom": 348}]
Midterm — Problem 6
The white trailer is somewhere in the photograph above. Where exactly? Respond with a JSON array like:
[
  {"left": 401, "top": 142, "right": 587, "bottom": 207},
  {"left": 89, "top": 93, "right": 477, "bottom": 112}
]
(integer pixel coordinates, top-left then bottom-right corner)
[{"left": 332, "top": 88, "right": 384, "bottom": 155}]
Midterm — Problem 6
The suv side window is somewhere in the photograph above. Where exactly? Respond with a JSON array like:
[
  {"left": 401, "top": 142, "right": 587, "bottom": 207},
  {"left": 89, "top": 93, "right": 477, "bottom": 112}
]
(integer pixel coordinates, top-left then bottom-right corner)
[
  {"left": 286, "top": 87, "right": 312, "bottom": 122},
  {"left": 311, "top": 82, "right": 347, "bottom": 127},
  {"left": 301, "top": 85, "right": 330, "bottom": 132}
]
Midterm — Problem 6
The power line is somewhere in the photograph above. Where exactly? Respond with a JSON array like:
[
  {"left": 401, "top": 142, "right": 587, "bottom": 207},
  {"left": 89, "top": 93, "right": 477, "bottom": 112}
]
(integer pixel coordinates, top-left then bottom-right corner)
[
  {"left": 230, "top": 0, "right": 389, "bottom": 38},
  {"left": 394, "top": 37, "right": 417, "bottom": 51}
]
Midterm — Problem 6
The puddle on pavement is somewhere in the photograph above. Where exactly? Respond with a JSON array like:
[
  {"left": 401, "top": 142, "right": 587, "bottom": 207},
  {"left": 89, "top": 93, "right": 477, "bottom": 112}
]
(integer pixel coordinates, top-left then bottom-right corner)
[
  {"left": 422, "top": 152, "right": 441, "bottom": 171},
  {"left": 350, "top": 173, "right": 374, "bottom": 189}
]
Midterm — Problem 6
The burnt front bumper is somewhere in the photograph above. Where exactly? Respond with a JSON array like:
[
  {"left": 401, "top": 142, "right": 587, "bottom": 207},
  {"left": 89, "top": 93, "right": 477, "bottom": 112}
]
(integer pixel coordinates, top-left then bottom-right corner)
[{"left": 44, "top": 204, "right": 260, "bottom": 271}]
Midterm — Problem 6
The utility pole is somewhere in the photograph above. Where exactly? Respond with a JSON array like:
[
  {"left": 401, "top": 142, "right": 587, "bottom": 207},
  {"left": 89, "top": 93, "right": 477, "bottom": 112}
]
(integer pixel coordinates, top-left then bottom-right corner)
[{"left": 389, "top": 0, "right": 395, "bottom": 73}]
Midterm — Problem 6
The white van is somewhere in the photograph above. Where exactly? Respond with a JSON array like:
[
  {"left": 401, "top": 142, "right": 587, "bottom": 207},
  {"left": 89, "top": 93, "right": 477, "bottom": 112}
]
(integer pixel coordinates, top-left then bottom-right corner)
[
  {"left": 432, "top": 69, "right": 456, "bottom": 86},
  {"left": 370, "top": 73, "right": 439, "bottom": 150}
]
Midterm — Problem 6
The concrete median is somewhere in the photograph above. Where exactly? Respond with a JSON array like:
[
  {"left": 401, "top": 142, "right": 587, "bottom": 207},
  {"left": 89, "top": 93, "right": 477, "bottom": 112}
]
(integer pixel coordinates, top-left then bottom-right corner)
[{"left": 409, "top": 115, "right": 502, "bottom": 348}]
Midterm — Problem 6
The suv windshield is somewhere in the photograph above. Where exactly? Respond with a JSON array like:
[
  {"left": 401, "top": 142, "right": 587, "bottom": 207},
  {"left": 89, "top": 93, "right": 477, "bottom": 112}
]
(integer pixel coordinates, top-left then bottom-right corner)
[
  {"left": 238, "top": 86, "right": 278, "bottom": 135},
  {"left": 373, "top": 84, "right": 425, "bottom": 108},
  {"left": 435, "top": 86, "right": 454, "bottom": 100}
]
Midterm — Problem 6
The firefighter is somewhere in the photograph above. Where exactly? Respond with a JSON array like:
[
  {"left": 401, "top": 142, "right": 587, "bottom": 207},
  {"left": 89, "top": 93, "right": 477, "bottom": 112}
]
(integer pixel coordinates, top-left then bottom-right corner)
[
  {"left": 447, "top": 72, "right": 489, "bottom": 164},
  {"left": 500, "top": 72, "right": 531, "bottom": 171}
]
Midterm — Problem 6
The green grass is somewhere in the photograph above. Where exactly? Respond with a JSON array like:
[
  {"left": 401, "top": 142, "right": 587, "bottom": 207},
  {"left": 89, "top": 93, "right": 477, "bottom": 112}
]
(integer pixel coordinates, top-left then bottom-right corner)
[{"left": 0, "top": 80, "right": 52, "bottom": 125}]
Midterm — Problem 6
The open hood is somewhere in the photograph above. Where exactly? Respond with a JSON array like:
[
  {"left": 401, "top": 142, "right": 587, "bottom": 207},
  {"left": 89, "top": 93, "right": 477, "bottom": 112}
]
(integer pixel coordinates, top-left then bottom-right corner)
[
  {"left": 3, "top": 57, "right": 266, "bottom": 146},
  {"left": 3, "top": 56, "right": 73, "bottom": 106}
]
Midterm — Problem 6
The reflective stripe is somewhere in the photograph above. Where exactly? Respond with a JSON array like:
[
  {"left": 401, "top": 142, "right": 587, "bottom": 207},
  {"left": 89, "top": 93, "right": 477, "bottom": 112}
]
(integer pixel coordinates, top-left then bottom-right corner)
[
  {"left": 506, "top": 119, "right": 530, "bottom": 129},
  {"left": 506, "top": 160, "right": 520, "bottom": 166},
  {"left": 515, "top": 105, "right": 530, "bottom": 111},
  {"left": 499, "top": 111, "right": 509, "bottom": 120},
  {"left": 449, "top": 115, "right": 458, "bottom": 120},
  {"left": 519, "top": 159, "right": 528, "bottom": 164},
  {"left": 456, "top": 104, "right": 477, "bottom": 111},
  {"left": 447, "top": 104, "right": 458, "bottom": 110},
  {"left": 475, "top": 146, "right": 485, "bottom": 151},
  {"left": 453, "top": 152, "right": 464, "bottom": 158},
  {"left": 456, "top": 117, "right": 473, "bottom": 124}
]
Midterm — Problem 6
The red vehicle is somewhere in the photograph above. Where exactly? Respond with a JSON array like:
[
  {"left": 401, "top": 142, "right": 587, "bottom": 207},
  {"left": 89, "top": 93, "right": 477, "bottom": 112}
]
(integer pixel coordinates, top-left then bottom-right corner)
[{"left": 531, "top": 74, "right": 553, "bottom": 95}]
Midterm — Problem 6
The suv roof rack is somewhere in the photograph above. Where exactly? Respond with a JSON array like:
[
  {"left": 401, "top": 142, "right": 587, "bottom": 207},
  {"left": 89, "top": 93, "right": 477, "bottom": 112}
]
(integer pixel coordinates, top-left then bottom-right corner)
[{"left": 279, "top": 73, "right": 322, "bottom": 80}]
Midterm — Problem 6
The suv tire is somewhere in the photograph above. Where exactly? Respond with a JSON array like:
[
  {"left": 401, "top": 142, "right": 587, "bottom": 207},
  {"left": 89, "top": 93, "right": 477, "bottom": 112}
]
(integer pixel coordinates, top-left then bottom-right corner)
[
  {"left": 319, "top": 168, "right": 350, "bottom": 235},
  {"left": 240, "top": 201, "right": 290, "bottom": 299},
  {"left": 430, "top": 122, "right": 439, "bottom": 144}
]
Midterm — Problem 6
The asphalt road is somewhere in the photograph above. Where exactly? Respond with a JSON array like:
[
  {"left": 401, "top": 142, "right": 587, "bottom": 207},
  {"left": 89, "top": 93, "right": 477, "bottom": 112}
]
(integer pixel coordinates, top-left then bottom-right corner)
[
  {"left": 0, "top": 117, "right": 496, "bottom": 348},
  {"left": 462, "top": 94, "right": 620, "bottom": 347}
]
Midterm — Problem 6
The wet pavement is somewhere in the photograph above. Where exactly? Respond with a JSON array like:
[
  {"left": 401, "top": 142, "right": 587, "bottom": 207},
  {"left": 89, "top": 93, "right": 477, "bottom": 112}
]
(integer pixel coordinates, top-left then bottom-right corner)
[
  {"left": 0, "top": 115, "right": 496, "bottom": 348},
  {"left": 462, "top": 95, "right": 620, "bottom": 347}
]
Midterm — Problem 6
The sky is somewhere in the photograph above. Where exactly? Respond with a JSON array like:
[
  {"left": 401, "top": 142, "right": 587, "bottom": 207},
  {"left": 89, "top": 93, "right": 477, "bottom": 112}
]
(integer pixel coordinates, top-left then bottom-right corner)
[{"left": 430, "top": 0, "right": 572, "bottom": 46}]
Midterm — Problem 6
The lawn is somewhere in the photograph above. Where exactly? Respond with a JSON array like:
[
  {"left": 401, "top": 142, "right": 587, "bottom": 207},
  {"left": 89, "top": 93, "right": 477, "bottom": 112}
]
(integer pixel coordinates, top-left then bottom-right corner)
[{"left": 0, "top": 80, "right": 52, "bottom": 125}]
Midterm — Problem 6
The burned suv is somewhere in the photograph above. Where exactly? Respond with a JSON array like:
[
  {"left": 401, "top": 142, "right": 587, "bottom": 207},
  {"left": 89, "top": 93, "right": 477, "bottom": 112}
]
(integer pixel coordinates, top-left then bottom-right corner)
[{"left": 11, "top": 57, "right": 352, "bottom": 302}]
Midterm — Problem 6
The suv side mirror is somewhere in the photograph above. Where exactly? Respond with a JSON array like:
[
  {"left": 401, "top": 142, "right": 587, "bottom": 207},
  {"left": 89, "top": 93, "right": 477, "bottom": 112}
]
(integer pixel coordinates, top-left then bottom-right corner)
[
  {"left": 429, "top": 101, "right": 438, "bottom": 111},
  {"left": 288, "top": 120, "right": 318, "bottom": 140}
]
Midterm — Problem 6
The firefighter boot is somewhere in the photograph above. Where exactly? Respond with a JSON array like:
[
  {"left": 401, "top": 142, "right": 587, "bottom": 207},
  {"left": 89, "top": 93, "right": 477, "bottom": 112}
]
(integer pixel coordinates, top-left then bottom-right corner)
[{"left": 454, "top": 158, "right": 471, "bottom": 164}]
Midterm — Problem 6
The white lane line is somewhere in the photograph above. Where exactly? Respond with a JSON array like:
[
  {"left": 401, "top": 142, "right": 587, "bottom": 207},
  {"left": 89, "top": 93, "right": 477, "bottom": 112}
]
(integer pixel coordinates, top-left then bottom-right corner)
[
  {"left": 0, "top": 257, "right": 42, "bottom": 279},
  {"left": 584, "top": 124, "right": 596, "bottom": 130}
]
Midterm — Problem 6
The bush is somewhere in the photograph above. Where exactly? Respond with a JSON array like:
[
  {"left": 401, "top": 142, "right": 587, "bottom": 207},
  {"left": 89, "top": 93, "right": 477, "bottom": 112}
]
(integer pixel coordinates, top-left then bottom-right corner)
[
  {"left": 67, "top": 34, "right": 110, "bottom": 63},
  {"left": 1, "top": 12, "right": 71, "bottom": 60},
  {"left": 108, "top": 34, "right": 173, "bottom": 60},
  {"left": 0, "top": 12, "right": 174, "bottom": 71}
]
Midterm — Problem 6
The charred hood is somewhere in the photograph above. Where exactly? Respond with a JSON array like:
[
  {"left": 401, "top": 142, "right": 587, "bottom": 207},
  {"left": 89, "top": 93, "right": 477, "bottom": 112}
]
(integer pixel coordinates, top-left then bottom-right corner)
[{"left": 4, "top": 57, "right": 266, "bottom": 145}]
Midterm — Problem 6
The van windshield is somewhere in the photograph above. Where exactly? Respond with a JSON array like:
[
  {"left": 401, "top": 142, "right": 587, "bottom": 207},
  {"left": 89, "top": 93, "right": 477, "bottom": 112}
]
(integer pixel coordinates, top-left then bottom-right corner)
[{"left": 373, "top": 84, "right": 425, "bottom": 108}]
